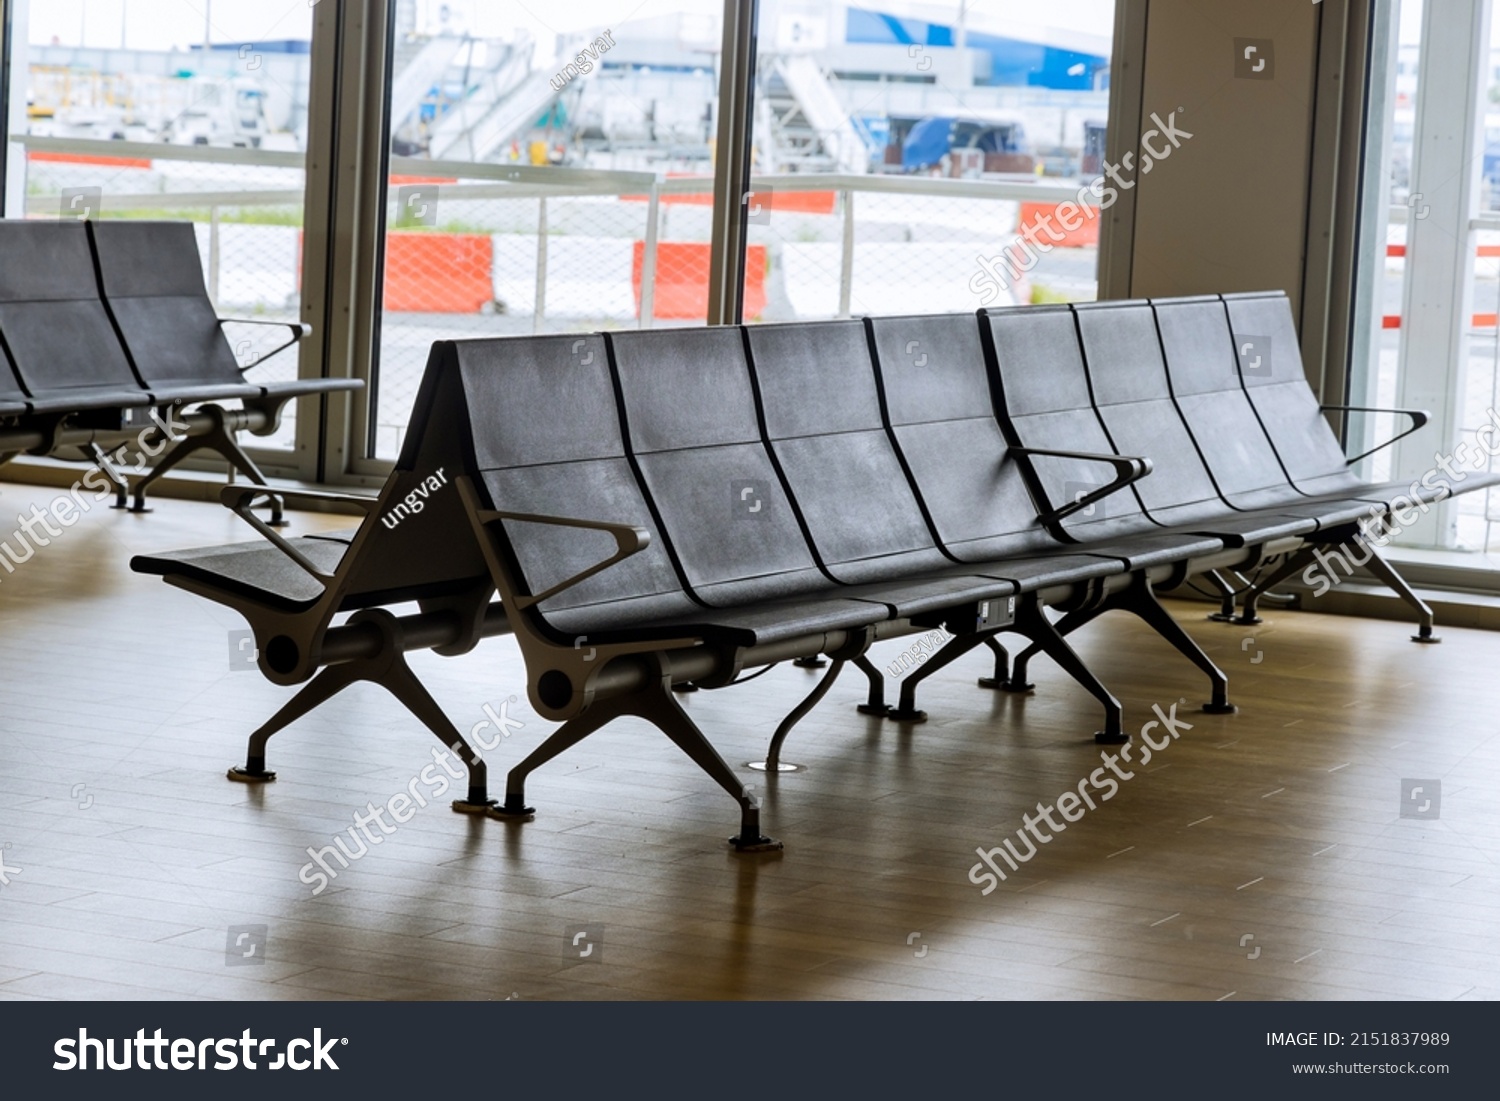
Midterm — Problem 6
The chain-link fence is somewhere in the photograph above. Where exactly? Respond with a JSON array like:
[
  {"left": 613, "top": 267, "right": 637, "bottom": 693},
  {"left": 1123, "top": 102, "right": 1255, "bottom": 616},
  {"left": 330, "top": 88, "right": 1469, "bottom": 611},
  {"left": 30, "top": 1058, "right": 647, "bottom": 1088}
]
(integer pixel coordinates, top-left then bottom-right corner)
[
  {"left": 17, "top": 136, "right": 306, "bottom": 451},
  {"left": 377, "top": 162, "right": 659, "bottom": 457},
  {"left": 371, "top": 168, "right": 1101, "bottom": 457}
]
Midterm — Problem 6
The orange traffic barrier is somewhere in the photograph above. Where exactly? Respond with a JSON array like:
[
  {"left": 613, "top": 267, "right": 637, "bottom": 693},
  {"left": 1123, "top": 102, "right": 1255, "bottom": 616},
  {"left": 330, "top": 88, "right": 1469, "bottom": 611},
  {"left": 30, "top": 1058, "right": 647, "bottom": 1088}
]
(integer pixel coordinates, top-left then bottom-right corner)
[
  {"left": 1387, "top": 243, "right": 1500, "bottom": 258},
  {"left": 29, "top": 150, "right": 152, "bottom": 170},
  {"left": 1018, "top": 201, "right": 1099, "bottom": 249},
  {"left": 1383, "top": 313, "right": 1497, "bottom": 329},
  {"left": 382, "top": 231, "right": 494, "bottom": 314},
  {"left": 633, "top": 241, "right": 768, "bottom": 321}
]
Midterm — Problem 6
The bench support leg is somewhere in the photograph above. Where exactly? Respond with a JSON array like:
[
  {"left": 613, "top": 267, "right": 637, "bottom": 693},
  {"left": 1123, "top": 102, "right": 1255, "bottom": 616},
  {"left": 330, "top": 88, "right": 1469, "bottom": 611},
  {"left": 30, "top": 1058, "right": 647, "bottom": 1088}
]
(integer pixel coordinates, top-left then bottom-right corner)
[
  {"left": 132, "top": 405, "right": 286, "bottom": 526},
  {"left": 1118, "top": 579, "right": 1234, "bottom": 713},
  {"left": 1361, "top": 543, "right": 1441, "bottom": 643},
  {"left": 852, "top": 654, "right": 889, "bottom": 716},
  {"left": 756, "top": 659, "right": 846, "bottom": 771},
  {"left": 888, "top": 633, "right": 989, "bottom": 723},
  {"left": 227, "top": 610, "right": 493, "bottom": 810},
  {"left": 976, "top": 636, "right": 1011, "bottom": 690},
  {"left": 229, "top": 660, "right": 364, "bottom": 783},
  {"left": 124, "top": 432, "right": 192, "bottom": 514},
  {"left": 1007, "top": 581, "right": 1232, "bottom": 713},
  {"left": 491, "top": 659, "right": 780, "bottom": 852},
  {"left": 86, "top": 443, "right": 131, "bottom": 510},
  {"left": 1232, "top": 568, "right": 1298, "bottom": 607},
  {"left": 1204, "top": 570, "right": 1239, "bottom": 621},
  {"left": 1236, "top": 547, "right": 1318, "bottom": 626},
  {"left": 1005, "top": 604, "right": 1106, "bottom": 692},
  {"left": 1014, "top": 599, "right": 1125, "bottom": 744},
  {"left": 381, "top": 657, "right": 495, "bottom": 812},
  {"left": 888, "top": 606, "right": 1121, "bottom": 738},
  {"left": 792, "top": 655, "right": 828, "bottom": 670}
]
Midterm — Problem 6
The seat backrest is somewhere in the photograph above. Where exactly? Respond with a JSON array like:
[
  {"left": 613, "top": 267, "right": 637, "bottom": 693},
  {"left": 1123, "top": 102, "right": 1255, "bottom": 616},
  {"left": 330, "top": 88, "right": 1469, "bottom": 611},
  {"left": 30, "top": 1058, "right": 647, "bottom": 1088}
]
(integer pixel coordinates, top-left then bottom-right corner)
[
  {"left": 442, "top": 333, "right": 700, "bottom": 633},
  {"left": 1152, "top": 296, "right": 1300, "bottom": 508},
  {"left": 1221, "top": 291, "right": 1359, "bottom": 494},
  {"left": 865, "top": 313, "right": 1056, "bottom": 562},
  {"left": 323, "top": 341, "right": 491, "bottom": 608},
  {"left": 608, "top": 326, "right": 834, "bottom": 607},
  {"left": 982, "top": 303, "right": 1155, "bottom": 540},
  {"left": 0, "top": 220, "right": 144, "bottom": 395},
  {"left": 1073, "top": 299, "right": 1232, "bottom": 521},
  {"left": 0, "top": 324, "right": 31, "bottom": 410},
  {"left": 745, "top": 319, "right": 953, "bottom": 584},
  {"left": 88, "top": 220, "right": 244, "bottom": 390}
]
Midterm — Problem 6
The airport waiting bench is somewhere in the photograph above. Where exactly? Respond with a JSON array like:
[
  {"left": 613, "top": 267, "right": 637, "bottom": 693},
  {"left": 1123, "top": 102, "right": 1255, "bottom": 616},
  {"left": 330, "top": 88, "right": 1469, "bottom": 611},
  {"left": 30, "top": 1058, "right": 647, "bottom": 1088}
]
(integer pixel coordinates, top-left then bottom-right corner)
[
  {"left": 131, "top": 291, "right": 1485, "bottom": 851},
  {"left": 0, "top": 219, "right": 362, "bottom": 521}
]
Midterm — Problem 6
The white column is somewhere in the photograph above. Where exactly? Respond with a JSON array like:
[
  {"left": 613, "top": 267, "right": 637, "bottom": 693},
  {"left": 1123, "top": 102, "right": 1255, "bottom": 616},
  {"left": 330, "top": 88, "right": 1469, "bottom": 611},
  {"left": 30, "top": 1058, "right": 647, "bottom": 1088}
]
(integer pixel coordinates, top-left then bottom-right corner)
[{"left": 1393, "top": 0, "right": 1492, "bottom": 547}]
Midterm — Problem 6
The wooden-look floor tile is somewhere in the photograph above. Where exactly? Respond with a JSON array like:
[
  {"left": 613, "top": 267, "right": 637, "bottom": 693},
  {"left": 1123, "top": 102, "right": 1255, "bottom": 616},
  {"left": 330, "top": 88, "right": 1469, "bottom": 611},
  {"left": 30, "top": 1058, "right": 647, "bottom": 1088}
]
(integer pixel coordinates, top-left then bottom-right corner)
[{"left": 1, "top": 481, "right": 1497, "bottom": 1000}]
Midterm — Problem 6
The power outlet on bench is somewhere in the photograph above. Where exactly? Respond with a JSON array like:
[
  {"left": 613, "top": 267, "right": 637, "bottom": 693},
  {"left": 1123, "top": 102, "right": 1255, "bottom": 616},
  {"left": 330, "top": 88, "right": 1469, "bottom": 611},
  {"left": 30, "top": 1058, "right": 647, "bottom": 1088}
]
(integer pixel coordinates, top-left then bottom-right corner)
[
  {"left": 938, "top": 596, "right": 1016, "bottom": 636},
  {"left": 72, "top": 408, "right": 133, "bottom": 432}
]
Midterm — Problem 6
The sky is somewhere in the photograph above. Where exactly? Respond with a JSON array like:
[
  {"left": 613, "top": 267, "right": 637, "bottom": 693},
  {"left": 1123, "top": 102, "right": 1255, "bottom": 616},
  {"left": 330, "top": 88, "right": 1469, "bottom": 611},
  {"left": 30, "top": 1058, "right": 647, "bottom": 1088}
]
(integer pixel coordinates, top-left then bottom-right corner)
[
  {"left": 26, "top": 0, "right": 1121, "bottom": 51},
  {"left": 15, "top": 0, "right": 1463, "bottom": 54},
  {"left": 26, "top": 0, "right": 312, "bottom": 50},
  {"left": 1401, "top": 0, "right": 1422, "bottom": 46}
]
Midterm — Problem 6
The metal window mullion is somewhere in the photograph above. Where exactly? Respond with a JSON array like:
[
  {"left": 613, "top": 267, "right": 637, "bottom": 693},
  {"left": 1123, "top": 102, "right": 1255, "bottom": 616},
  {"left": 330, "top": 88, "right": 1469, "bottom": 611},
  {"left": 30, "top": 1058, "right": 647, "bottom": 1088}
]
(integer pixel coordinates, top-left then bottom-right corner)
[
  {"left": 294, "top": 0, "right": 345, "bottom": 483},
  {"left": 0, "top": 0, "right": 23, "bottom": 214},
  {"left": 706, "top": 0, "right": 760, "bottom": 326},
  {"left": 303, "top": 0, "right": 392, "bottom": 483},
  {"left": 1347, "top": 0, "right": 1400, "bottom": 464},
  {"left": 1096, "top": 0, "right": 1148, "bottom": 301},
  {"left": 1298, "top": 0, "right": 1348, "bottom": 404}
]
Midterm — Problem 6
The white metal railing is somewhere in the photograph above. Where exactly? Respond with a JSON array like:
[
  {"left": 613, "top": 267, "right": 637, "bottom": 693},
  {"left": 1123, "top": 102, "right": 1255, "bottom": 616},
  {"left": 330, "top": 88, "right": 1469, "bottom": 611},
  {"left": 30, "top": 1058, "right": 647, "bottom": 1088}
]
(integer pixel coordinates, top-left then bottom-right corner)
[
  {"left": 15, "top": 133, "right": 306, "bottom": 168},
  {"left": 16, "top": 136, "right": 1098, "bottom": 330}
]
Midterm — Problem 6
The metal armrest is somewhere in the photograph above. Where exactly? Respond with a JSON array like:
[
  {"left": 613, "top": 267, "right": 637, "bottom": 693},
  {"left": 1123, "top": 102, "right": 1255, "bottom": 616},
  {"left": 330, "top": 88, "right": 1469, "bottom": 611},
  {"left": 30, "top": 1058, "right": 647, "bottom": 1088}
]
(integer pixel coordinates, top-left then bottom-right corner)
[
  {"left": 1321, "top": 404, "right": 1429, "bottom": 467},
  {"left": 473, "top": 507, "right": 652, "bottom": 608},
  {"left": 219, "top": 485, "right": 378, "bottom": 584},
  {"left": 218, "top": 318, "right": 312, "bottom": 371},
  {"left": 1011, "top": 446, "right": 1153, "bottom": 524}
]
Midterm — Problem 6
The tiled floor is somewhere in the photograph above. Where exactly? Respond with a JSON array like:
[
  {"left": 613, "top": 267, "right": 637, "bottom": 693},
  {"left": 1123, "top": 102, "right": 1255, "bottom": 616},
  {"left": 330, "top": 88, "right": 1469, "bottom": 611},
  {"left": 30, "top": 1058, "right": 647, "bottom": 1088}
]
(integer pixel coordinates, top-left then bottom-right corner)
[{"left": 0, "top": 480, "right": 1496, "bottom": 1000}]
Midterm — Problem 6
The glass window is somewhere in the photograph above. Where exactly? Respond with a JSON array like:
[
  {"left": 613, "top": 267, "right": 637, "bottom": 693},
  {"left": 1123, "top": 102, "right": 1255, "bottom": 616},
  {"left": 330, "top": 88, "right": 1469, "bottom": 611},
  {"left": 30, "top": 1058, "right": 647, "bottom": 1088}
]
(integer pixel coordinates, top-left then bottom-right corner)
[
  {"left": 1468, "top": 11, "right": 1500, "bottom": 550},
  {"left": 743, "top": 0, "right": 1116, "bottom": 324},
  {"left": 3, "top": 0, "right": 315, "bottom": 452},
  {"left": 1366, "top": 0, "right": 1500, "bottom": 554},
  {"left": 1360, "top": 3, "right": 1421, "bottom": 489},
  {"left": 371, "top": 1, "right": 723, "bottom": 460}
]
